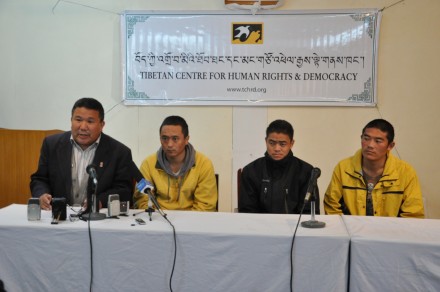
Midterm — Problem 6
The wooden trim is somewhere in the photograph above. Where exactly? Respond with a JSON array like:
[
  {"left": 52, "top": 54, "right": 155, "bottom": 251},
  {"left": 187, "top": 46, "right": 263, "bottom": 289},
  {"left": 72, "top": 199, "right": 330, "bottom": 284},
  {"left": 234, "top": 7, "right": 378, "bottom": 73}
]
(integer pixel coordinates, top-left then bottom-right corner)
[
  {"left": 225, "top": 0, "right": 279, "bottom": 5},
  {"left": 0, "top": 129, "right": 63, "bottom": 208}
]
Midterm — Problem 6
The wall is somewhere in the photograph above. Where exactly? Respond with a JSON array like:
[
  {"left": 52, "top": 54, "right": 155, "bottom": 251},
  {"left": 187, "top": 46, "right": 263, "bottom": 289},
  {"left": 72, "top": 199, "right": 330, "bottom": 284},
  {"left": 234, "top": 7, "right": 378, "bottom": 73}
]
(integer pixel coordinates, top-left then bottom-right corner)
[{"left": 1, "top": 0, "right": 439, "bottom": 218}]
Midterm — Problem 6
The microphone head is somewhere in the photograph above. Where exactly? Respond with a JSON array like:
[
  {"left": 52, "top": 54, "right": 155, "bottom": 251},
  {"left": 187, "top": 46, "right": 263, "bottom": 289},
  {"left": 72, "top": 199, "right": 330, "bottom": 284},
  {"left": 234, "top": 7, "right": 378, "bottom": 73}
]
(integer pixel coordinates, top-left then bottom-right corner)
[
  {"left": 86, "top": 164, "right": 97, "bottom": 175},
  {"left": 304, "top": 167, "right": 321, "bottom": 204},
  {"left": 86, "top": 164, "right": 98, "bottom": 186},
  {"left": 137, "top": 178, "right": 155, "bottom": 193},
  {"left": 312, "top": 167, "right": 321, "bottom": 178}
]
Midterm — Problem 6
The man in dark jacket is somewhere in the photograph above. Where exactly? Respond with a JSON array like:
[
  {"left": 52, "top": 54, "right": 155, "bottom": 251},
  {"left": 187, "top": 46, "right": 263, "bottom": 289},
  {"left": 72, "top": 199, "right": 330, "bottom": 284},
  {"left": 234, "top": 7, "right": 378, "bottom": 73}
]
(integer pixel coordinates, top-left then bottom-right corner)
[
  {"left": 30, "top": 97, "right": 133, "bottom": 211},
  {"left": 238, "top": 120, "right": 319, "bottom": 214}
]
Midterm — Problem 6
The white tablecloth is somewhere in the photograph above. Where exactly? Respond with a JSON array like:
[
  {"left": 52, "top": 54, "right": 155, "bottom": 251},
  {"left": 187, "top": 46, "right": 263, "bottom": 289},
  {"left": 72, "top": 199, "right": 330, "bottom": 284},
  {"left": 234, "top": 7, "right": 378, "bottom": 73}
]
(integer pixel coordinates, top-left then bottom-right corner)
[
  {"left": 343, "top": 215, "right": 440, "bottom": 292},
  {"left": 0, "top": 204, "right": 349, "bottom": 292}
]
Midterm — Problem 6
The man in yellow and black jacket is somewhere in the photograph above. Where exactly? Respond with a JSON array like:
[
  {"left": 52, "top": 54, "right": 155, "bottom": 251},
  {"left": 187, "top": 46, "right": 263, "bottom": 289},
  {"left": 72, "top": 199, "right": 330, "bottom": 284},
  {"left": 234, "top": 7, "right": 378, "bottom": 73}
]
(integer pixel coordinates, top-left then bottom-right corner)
[{"left": 324, "top": 119, "right": 424, "bottom": 218}]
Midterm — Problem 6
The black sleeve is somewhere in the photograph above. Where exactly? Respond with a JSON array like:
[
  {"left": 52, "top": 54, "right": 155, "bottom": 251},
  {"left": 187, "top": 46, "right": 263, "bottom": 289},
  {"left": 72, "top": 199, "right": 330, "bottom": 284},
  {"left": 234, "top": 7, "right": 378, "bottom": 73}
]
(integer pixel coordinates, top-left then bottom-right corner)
[
  {"left": 30, "top": 137, "right": 52, "bottom": 197},
  {"left": 238, "top": 165, "right": 262, "bottom": 213}
]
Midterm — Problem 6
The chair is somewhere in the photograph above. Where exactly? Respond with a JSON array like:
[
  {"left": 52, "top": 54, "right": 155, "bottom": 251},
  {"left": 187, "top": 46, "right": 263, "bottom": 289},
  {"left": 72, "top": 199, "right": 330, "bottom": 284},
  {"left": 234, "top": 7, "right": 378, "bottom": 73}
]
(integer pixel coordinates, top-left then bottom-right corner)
[
  {"left": 236, "top": 168, "right": 242, "bottom": 212},
  {"left": 215, "top": 173, "right": 219, "bottom": 211}
]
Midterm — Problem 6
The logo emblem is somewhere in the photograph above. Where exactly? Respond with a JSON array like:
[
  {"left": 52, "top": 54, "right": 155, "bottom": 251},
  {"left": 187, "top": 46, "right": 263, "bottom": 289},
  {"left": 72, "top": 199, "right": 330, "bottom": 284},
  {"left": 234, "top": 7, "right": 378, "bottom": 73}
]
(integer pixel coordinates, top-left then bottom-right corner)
[{"left": 232, "top": 23, "right": 263, "bottom": 44}]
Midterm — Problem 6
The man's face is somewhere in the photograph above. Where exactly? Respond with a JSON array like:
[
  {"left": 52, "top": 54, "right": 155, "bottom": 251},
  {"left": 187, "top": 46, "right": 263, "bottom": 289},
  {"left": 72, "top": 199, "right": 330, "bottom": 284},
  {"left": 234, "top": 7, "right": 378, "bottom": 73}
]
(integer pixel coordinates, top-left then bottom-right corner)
[
  {"left": 265, "top": 132, "right": 294, "bottom": 161},
  {"left": 160, "top": 125, "right": 189, "bottom": 161},
  {"left": 361, "top": 127, "right": 394, "bottom": 163},
  {"left": 71, "top": 107, "right": 104, "bottom": 149}
]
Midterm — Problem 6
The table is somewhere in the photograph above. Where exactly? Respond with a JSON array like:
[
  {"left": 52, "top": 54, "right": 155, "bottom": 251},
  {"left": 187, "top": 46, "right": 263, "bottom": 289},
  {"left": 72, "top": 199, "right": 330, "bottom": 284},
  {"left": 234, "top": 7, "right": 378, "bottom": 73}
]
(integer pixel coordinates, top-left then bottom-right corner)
[
  {"left": 0, "top": 204, "right": 349, "bottom": 292},
  {"left": 343, "top": 215, "right": 440, "bottom": 292}
]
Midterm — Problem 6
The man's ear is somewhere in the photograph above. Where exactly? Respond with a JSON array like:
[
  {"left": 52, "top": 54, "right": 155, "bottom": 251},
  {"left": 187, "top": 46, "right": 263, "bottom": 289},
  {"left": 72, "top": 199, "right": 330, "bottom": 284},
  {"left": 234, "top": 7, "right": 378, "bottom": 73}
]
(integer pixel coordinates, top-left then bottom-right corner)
[
  {"left": 388, "top": 141, "right": 395, "bottom": 151},
  {"left": 290, "top": 139, "right": 295, "bottom": 149}
]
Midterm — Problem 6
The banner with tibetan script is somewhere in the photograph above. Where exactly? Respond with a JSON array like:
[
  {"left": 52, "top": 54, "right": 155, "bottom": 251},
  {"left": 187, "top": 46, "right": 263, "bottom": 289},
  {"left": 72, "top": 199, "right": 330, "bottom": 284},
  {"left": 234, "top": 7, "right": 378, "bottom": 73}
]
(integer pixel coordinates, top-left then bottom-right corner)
[{"left": 122, "top": 10, "right": 380, "bottom": 106}]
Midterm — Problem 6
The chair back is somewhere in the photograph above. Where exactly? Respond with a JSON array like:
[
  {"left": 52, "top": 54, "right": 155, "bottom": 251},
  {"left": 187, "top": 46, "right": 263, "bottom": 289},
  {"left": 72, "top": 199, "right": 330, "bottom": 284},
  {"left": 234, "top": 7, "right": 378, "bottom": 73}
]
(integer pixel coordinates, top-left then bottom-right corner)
[
  {"left": 237, "top": 168, "right": 242, "bottom": 209},
  {"left": 215, "top": 173, "right": 219, "bottom": 211}
]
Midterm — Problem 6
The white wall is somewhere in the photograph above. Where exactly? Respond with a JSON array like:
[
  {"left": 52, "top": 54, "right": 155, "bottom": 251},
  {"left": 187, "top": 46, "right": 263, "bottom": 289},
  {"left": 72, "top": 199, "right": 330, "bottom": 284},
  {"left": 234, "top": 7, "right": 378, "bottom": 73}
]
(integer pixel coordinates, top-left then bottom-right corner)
[{"left": 1, "top": 0, "right": 439, "bottom": 218}]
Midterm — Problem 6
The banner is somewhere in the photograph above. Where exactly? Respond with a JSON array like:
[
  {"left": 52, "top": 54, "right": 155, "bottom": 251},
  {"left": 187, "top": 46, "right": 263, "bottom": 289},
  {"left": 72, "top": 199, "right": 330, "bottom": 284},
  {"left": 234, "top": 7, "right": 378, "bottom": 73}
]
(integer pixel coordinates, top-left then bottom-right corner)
[{"left": 122, "top": 10, "right": 380, "bottom": 106}]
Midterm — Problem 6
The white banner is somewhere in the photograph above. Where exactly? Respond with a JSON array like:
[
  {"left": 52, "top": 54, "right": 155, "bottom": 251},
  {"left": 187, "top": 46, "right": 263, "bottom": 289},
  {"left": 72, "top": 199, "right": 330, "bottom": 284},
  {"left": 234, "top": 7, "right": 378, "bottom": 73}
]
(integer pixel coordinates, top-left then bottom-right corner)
[{"left": 122, "top": 10, "right": 381, "bottom": 106}]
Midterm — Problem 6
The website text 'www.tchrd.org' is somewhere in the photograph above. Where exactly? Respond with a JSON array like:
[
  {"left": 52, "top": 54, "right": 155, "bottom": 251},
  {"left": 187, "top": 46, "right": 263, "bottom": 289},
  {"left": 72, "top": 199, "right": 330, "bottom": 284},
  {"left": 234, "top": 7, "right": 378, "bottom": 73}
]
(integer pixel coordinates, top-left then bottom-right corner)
[{"left": 226, "top": 87, "right": 267, "bottom": 94}]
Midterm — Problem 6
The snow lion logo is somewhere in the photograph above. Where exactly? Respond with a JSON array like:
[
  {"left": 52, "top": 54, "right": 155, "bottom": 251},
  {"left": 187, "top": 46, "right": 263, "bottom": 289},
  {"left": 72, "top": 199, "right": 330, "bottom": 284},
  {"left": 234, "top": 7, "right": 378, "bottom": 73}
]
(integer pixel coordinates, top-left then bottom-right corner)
[{"left": 232, "top": 23, "right": 263, "bottom": 44}]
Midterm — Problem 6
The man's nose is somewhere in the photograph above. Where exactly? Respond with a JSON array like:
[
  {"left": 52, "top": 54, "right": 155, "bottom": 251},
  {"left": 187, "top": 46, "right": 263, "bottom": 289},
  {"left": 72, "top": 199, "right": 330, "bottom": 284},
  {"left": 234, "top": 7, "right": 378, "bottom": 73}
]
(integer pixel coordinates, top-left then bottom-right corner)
[
  {"left": 366, "top": 140, "right": 375, "bottom": 147},
  {"left": 79, "top": 121, "right": 88, "bottom": 130}
]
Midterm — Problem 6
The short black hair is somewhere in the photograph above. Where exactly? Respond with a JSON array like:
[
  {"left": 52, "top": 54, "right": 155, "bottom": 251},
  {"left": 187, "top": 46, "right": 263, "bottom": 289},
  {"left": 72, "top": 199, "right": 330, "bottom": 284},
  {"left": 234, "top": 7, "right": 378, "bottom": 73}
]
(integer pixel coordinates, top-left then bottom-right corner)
[
  {"left": 362, "top": 119, "right": 395, "bottom": 143},
  {"left": 71, "top": 97, "right": 105, "bottom": 121},
  {"left": 160, "top": 116, "right": 189, "bottom": 137},
  {"left": 266, "top": 120, "right": 294, "bottom": 141}
]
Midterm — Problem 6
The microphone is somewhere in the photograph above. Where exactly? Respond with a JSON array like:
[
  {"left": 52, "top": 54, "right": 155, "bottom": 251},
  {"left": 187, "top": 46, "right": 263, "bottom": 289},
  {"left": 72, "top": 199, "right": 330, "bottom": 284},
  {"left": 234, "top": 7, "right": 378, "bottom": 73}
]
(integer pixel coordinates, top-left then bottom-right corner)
[
  {"left": 86, "top": 164, "right": 98, "bottom": 186},
  {"left": 303, "top": 168, "right": 321, "bottom": 204},
  {"left": 129, "top": 161, "right": 166, "bottom": 218},
  {"left": 137, "top": 178, "right": 154, "bottom": 194},
  {"left": 137, "top": 178, "right": 166, "bottom": 218},
  {"left": 301, "top": 167, "right": 325, "bottom": 228},
  {"left": 81, "top": 164, "right": 106, "bottom": 221}
]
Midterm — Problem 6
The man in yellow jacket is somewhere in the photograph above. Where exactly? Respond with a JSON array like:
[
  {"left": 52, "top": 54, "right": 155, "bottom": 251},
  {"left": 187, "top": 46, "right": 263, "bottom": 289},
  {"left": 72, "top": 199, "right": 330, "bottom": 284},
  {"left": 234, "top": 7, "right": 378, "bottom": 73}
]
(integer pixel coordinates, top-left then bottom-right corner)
[
  {"left": 324, "top": 119, "right": 424, "bottom": 218},
  {"left": 134, "top": 116, "right": 217, "bottom": 211}
]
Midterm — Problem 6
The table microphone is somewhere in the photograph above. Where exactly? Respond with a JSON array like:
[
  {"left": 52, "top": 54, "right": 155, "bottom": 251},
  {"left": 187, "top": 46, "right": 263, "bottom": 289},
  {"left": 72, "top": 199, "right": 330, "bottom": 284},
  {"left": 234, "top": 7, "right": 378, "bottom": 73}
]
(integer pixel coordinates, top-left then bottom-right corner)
[
  {"left": 130, "top": 161, "right": 167, "bottom": 218},
  {"left": 301, "top": 167, "right": 325, "bottom": 228},
  {"left": 81, "top": 164, "right": 106, "bottom": 221},
  {"left": 86, "top": 164, "right": 98, "bottom": 186},
  {"left": 137, "top": 178, "right": 166, "bottom": 218},
  {"left": 303, "top": 168, "right": 321, "bottom": 204}
]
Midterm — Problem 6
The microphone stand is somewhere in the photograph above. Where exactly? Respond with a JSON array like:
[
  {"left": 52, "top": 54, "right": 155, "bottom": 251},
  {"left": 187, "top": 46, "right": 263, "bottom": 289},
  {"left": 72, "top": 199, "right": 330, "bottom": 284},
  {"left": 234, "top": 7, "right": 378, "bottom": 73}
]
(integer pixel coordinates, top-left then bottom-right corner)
[
  {"left": 133, "top": 192, "right": 162, "bottom": 221},
  {"left": 82, "top": 182, "right": 106, "bottom": 221},
  {"left": 146, "top": 199, "right": 155, "bottom": 221},
  {"left": 301, "top": 186, "right": 325, "bottom": 228},
  {"left": 147, "top": 189, "right": 167, "bottom": 219}
]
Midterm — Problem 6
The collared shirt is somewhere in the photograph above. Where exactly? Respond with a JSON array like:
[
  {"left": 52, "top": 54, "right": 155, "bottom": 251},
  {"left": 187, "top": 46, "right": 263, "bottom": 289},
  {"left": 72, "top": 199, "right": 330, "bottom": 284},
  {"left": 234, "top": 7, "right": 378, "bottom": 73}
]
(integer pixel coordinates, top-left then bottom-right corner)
[{"left": 70, "top": 135, "right": 100, "bottom": 205}]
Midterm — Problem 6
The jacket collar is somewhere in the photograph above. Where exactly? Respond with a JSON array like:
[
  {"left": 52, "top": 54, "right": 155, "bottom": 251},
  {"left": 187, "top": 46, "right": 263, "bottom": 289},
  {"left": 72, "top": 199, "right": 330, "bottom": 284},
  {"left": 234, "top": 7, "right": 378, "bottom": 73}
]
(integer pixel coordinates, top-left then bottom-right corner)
[{"left": 348, "top": 149, "right": 399, "bottom": 182}]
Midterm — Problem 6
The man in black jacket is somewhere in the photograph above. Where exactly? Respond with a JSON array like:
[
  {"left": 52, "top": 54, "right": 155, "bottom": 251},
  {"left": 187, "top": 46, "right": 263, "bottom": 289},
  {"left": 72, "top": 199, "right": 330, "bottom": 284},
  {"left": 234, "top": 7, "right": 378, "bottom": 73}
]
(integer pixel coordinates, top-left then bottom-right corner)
[
  {"left": 30, "top": 97, "right": 133, "bottom": 210},
  {"left": 238, "top": 120, "right": 319, "bottom": 214}
]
